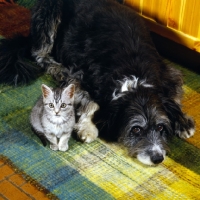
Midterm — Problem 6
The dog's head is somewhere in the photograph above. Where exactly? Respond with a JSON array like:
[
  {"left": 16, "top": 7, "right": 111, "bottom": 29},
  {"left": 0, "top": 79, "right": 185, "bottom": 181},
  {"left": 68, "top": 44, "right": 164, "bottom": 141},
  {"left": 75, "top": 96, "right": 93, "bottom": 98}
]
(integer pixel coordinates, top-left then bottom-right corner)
[
  {"left": 104, "top": 76, "right": 174, "bottom": 165},
  {"left": 117, "top": 89, "right": 172, "bottom": 165}
]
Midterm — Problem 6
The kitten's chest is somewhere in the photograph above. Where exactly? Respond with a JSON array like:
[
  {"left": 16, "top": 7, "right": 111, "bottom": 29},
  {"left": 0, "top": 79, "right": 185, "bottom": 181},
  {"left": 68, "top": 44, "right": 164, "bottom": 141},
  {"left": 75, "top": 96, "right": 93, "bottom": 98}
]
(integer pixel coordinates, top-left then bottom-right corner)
[
  {"left": 43, "top": 116, "right": 74, "bottom": 136},
  {"left": 47, "top": 123, "right": 67, "bottom": 136}
]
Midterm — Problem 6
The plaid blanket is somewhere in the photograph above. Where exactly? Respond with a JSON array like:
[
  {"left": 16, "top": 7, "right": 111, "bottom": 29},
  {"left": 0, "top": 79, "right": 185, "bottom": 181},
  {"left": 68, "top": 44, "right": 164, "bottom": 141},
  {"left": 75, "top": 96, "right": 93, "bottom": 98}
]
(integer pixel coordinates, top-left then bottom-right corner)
[{"left": 0, "top": 1, "right": 200, "bottom": 199}]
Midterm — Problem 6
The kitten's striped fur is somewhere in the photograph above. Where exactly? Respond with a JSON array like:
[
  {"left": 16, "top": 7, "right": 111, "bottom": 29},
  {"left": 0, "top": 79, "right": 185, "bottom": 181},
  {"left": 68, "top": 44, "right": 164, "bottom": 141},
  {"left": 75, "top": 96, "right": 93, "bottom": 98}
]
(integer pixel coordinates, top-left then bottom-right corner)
[{"left": 30, "top": 84, "right": 75, "bottom": 151}]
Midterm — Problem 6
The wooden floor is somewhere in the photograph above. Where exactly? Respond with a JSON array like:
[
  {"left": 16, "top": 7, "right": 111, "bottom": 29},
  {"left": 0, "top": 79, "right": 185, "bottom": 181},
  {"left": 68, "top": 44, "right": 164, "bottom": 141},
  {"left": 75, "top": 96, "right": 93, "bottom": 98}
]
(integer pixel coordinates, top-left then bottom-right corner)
[{"left": 0, "top": 159, "right": 51, "bottom": 200}]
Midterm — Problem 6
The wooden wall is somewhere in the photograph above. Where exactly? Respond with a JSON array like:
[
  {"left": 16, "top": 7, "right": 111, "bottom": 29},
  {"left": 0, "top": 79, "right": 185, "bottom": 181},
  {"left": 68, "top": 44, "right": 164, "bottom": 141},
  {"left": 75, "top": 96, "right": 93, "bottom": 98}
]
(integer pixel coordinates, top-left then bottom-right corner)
[{"left": 125, "top": 0, "right": 200, "bottom": 52}]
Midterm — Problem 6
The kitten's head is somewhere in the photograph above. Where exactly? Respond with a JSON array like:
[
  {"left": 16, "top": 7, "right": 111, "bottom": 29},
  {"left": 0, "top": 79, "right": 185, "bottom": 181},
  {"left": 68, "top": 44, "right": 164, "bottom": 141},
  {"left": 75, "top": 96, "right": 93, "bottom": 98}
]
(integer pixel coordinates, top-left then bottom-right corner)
[{"left": 41, "top": 84, "right": 75, "bottom": 117}]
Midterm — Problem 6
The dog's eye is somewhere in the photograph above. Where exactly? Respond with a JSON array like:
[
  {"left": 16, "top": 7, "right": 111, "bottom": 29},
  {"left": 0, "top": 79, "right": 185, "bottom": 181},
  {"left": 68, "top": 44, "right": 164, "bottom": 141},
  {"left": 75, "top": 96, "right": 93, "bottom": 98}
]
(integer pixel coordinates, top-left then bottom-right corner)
[
  {"left": 156, "top": 125, "right": 163, "bottom": 132},
  {"left": 49, "top": 103, "right": 54, "bottom": 108},
  {"left": 131, "top": 126, "right": 141, "bottom": 134}
]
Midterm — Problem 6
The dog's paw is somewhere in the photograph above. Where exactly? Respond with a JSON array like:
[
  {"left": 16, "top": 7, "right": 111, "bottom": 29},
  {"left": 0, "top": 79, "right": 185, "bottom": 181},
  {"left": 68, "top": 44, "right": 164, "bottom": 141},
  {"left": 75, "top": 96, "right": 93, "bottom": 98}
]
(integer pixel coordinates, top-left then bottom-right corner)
[
  {"left": 177, "top": 129, "right": 195, "bottom": 139},
  {"left": 175, "top": 115, "right": 195, "bottom": 139},
  {"left": 75, "top": 122, "right": 98, "bottom": 143},
  {"left": 78, "top": 130, "right": 98, "bottom": 143}
]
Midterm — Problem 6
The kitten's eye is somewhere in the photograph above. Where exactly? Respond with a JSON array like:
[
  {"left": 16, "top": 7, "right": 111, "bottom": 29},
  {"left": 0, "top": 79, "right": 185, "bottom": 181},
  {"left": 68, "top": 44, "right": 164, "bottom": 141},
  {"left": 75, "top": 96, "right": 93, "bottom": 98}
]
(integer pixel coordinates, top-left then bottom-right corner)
[
  {"left": 61, "top": 103, "right": 66, "bottom": 108},
  {"left": 49, "top": 103, "right": 54, "bottom": 108},
  {"left": 131, "top": 126, "right": 141, "bottom": 134},
  {"left": 156, "top": 125, "right": 163, "bottom": 132}
]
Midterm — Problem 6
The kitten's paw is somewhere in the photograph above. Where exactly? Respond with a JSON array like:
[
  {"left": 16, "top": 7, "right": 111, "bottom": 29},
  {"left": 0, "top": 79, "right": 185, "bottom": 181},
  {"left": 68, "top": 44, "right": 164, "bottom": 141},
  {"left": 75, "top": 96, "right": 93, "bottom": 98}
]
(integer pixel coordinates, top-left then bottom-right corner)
[
  {"left": 175, "top": 115, "right": 195, "bottom": 139},
  {"left": 50, "top": 144, "right": 59, "bottom": 151},
  {"left": 59, "top": 145, "right": 69, "bottom": 152},
  {"left": 75, "top": 122, "right": 98, "bottom": 143}
]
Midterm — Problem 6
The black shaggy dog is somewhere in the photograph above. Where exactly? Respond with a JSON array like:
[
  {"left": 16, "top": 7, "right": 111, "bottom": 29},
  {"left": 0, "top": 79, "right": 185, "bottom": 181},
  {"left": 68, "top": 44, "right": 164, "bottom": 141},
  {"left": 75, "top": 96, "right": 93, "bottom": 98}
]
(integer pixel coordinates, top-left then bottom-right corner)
[{"left": 0, "top": 0, "right": 195, "bottom": 165}]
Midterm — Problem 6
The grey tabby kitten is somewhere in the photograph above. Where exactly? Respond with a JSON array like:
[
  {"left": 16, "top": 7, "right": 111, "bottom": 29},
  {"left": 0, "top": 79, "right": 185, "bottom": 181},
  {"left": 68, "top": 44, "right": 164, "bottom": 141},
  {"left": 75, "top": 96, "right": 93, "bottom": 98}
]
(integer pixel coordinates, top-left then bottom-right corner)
[{"left": 30, "top": 84, "right": 75, "bottom": 151}]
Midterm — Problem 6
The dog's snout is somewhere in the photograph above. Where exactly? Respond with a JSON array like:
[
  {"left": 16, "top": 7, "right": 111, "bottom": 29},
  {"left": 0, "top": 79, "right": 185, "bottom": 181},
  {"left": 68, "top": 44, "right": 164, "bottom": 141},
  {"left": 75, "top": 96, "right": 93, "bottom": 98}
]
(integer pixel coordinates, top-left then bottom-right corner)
[{"left": 151, "top": 154, "right": 164, "bottom": 164}]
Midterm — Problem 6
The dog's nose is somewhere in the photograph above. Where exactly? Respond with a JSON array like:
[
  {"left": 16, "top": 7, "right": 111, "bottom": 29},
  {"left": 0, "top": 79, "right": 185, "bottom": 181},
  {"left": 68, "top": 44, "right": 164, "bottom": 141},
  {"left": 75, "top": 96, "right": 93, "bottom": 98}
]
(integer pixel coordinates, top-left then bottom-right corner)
[{"left": 151, "top": 155, "right": 164, "bottom": 164}]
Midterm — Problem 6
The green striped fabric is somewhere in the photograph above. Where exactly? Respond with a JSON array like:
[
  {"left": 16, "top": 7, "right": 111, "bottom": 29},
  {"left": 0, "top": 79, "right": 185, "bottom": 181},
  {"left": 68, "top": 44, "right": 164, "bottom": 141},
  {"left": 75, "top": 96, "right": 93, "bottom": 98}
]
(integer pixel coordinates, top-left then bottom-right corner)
[{"left": 0, "top": 1, "right": 200, "bottom": 199}]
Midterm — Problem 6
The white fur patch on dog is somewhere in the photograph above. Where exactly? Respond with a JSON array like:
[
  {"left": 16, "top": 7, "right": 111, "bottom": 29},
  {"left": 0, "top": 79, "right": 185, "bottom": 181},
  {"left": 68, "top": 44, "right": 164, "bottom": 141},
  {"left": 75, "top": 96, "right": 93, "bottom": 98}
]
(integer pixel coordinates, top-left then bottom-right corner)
[
  {"left": 152, "top": 144, "right": 163, "bottom": 154},
  {"left": 137, "top": 153, "right": 153, "bottom": 165},
  {"left": 179, "top": 128, "right": 195, "bottom": 139},
  {"left": 137, "top": 146, "right": 166, "bottom": 165},
  {"left": 112, "top": 76, "right": 153, "bottom": 100}
]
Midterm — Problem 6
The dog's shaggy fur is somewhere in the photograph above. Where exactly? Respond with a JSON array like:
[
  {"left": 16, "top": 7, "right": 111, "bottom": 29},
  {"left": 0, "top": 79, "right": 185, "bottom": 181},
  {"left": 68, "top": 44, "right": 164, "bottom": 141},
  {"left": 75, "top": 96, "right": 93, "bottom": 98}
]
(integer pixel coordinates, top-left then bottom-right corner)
[{"left": 0, "top": 0, "right": 195, "bottom": 165}]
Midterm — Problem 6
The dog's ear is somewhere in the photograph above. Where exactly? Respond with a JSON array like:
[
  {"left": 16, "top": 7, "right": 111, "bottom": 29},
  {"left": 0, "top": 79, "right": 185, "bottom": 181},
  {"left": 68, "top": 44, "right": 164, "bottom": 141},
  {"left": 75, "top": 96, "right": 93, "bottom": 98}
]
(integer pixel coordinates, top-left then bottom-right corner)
[
  {"left": 162, "top": 98, "right": 181, "bottom": 118},
  {"left": 162, "top": 98, "right": 188, "bottom": 128}
]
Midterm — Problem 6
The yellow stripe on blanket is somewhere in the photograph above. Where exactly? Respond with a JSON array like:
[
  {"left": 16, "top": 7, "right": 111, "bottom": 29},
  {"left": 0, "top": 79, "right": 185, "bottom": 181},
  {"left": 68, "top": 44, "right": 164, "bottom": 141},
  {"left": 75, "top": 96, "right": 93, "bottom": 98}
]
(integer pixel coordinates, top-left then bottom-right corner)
[
  {"left": 60, "top": 139, "right": 200, "bottom": 199},
  {"left": 182, "top": 85, "right": 200, "bottom": 148},
  {"left": 160, "top": 157, "right": 200, "bottom": 200}
]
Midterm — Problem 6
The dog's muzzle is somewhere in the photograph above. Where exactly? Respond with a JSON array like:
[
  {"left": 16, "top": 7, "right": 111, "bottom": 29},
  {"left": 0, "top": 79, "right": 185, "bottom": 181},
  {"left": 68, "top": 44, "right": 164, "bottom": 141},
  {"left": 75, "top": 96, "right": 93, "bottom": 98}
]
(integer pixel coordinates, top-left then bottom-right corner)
[{"left": 151, "top": 154, "right": 164, "bottom": 164}]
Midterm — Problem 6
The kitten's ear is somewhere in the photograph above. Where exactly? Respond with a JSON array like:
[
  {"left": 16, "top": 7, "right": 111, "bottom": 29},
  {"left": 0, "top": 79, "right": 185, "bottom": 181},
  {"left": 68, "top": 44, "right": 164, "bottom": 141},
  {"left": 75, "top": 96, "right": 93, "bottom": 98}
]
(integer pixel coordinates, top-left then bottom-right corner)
[
  {"left": 64, "top": 84, "right": 75, "bottom": 99},
  {"left": 41, "top": 84, "right": 53, "bottom": 98}
]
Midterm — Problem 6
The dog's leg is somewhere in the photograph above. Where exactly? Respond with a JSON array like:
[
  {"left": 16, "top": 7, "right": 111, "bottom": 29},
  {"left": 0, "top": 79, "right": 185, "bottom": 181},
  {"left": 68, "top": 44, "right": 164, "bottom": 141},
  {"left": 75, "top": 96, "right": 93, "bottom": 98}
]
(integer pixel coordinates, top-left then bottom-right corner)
[
  {"left": 163, "top": 98, "right": 195, "bottom": 139},
  {"left": 75, "top": 101, "right": 100, "bottom": 143},
  {"left": 162, "top": 64, "right": 195, "bottom": 139},
  {"left": 61, "top": 66, "right": 100, "bottom": 143},
  {"left": 175, "top": 114, "right": 195, "bottom": 139},
  {"left": 64, "top": 79, "right": 99, "bottom": 143},
  {"left": 31, "top": 0, "right": 65, "bottom": 81}
]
